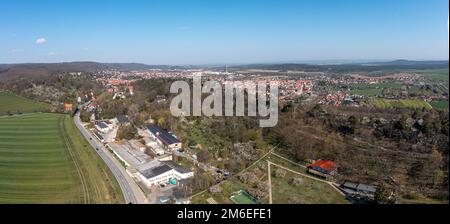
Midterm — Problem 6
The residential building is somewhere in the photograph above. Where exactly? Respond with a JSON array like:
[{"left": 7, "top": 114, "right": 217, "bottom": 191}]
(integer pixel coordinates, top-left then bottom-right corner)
[
  {"left": 116, "top": 115, "right": 130, "bottom": 125},
  {"left": 307, "top": 159, "right": 337, "bottom": 179}
]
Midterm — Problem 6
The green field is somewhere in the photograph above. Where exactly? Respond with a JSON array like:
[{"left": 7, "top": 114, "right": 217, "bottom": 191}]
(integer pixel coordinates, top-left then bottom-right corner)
[
  {"left": 271, "top": 171, "right": 348, "bottom": 204},
  {"left": 349, "top": 82, "right": 403, "bottom": 96},
  {"left": 372, "top": 99, "right": 432, "bottom": 110},
  {"left": 0, "top": 92, "right": 50, "bottom": 115},
  {"left": 430, "top": 100, "right": 449, "bottom": 110},
  {"left": 416, "top": 69, "right": 449, "bottom": 83},
  {"left": 0, "top": 113, "right": 124, "bottom": 204}
]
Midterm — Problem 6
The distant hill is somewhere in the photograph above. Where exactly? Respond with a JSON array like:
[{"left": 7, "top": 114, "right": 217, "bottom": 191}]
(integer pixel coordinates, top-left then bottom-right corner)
[
  {"left": 0, "top": 62, "right": 197, "bottom": 81},
  {"left": 103, "top": 63, "right": 200, "bottom": 71},
  {"left": 229, "top": 60, "right": 449, "bottom": 73},
  {"left": 0, "top": 62, "right": 107, "bottom": 81},
  {"left": 362, "top": 60, "right": 448, "bottom": 66},
  {"left": 0, "top": 60, "right": 448, "bottom": 81}
]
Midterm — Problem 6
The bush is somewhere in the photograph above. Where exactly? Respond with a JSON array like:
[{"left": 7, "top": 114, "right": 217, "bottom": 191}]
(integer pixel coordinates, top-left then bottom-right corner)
[
  {"left": 274, "top": 169, "right": 287, "bottom": 178},
  {"left": 116, "top": 125, "right": 137, "bottom": 140},
  {"left": 290, "top": 177, "right": 303, "bottom": 186}
]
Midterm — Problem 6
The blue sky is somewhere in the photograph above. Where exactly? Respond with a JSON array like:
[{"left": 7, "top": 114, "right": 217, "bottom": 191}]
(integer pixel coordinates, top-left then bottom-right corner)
[{"left": 1, "top": 0, "right": 448, "bottom": 65}]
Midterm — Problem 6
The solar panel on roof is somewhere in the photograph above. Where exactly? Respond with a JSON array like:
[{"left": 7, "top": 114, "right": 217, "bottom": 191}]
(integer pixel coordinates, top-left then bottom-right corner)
[
  {"left": 147, "top": 125, "right": 180, "bottom": 145},
  {"left": 98, "top": 122, "right": 108, "bottom": 129}
]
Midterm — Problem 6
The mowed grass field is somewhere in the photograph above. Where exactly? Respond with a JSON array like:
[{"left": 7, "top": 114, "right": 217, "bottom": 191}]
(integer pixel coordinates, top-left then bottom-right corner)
[
  {"left": 0, "top": 113, "right": 124, "bottom": 204},
  {"left": 0, "top": 92, "right": 50, "bottom": 115},
  {"left": 372, "top": 98, "right": 432, "bottom": 110}
]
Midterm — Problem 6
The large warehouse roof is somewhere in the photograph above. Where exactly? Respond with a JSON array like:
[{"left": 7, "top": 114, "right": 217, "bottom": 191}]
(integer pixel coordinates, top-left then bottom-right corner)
[{"left": 147, "top": 125, "right": 180, "bottom": 145}]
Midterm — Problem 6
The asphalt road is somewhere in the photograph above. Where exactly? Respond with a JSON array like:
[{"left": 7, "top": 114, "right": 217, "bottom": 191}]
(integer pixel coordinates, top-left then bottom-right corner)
[{"left": 74, "top": 112, "right": 147, "bottom": 204}]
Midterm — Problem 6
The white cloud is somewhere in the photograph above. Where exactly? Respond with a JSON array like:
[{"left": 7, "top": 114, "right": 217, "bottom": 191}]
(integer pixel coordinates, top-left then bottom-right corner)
[
  {"left": 35, "top": 38, "right": 47, "bottom": 45},
  {"left": 48, "top": 52, "right": 57, "bottom": 56}
]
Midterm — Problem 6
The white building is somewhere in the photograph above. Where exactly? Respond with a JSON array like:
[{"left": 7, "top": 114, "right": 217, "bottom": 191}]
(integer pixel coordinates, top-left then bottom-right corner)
[
  {"left": 95, "top": 120, "right": 114, "bottom": 133},
  {"left": 136, "top": 160, "right": 194, "bottom": 188}
]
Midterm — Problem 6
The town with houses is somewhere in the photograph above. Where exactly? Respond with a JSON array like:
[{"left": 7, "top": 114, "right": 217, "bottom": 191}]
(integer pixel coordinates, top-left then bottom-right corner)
[
  {"left": 1, "top": 0, "right": 448, "bottom": 210},
  {"left": 65, "top": 66, "right": 448, "bottom": 204}
]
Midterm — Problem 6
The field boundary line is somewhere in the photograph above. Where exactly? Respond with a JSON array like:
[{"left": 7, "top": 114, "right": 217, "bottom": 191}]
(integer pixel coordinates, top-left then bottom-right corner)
[{"left": 59, "top": 116, "right": 90, "bottom": 203}]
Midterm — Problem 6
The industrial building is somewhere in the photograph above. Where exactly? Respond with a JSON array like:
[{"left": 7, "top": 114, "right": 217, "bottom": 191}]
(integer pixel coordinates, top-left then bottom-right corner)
[{"left": 147, "top": 125, "right": 182, "bottom": 151}]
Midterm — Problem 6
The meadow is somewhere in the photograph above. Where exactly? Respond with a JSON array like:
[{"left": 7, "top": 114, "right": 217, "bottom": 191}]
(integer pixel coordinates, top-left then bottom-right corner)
[
  {"left": 0, "top": 92, "right": 50, "bottom": 115},
  {"left": 0, "top": 113, "right": 124, "bottom": 204},
  {"left": 372, "top": 99, "right": 433, "bottom": 110},
  {"left": 349, "top": 82, "right": 403, "bottom": 96}
]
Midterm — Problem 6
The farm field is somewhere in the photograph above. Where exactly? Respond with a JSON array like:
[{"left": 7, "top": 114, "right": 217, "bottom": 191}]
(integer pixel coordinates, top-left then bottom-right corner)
[
  {"left": 349, "top": 82, "right": 403, "bottom": 96},
  {"left": 408, "top": 86, "right": 442, "bottom": 97},
  {"left": 430, "top": 100, "right": 449, "bottom": 110},
  {"left": 416, "top": 69, "right": 449, "bottom": 84},
  {"left": 372, "top": 98, "right": 432, "bottom": 110},
  {"left": 0, "top": 92, "right": 49, "bottom": 115},
  {"left": 0, "top": 113, "right": 124, "bottom": 204}
]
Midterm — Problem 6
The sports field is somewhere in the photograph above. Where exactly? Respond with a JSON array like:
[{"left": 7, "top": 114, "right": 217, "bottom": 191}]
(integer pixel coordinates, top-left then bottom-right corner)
[
  {"left": 0, "top": 92, "right": 49, "bottom": 115},
  {"left": 0, "top": 113, "right": 124, "bottom": 204}
]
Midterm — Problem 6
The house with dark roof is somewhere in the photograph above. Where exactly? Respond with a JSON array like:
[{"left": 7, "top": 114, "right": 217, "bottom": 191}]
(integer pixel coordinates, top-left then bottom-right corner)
[
  {"left": 147, "top": 125, "right": 182, "bottom": 152},
  {"left": 116, "top": 115, "right": 130, "bottom": 125},
  {"left": 307, "top": 159, "right": 337, "bottom": 179},
  {"left": 136, "top": 160, "right": 194, "bottom": 188},
  {"left": 340, "top": 181, "right": 378, "bottom": 201},
  {"left": 95, "top": 120, "right": 114, "bottom": 133}
]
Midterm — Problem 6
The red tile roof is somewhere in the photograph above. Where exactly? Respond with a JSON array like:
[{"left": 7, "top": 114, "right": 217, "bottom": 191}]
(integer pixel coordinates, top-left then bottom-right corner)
[{"left": 309, "top": 160, "right": 337, "bottom": 173}]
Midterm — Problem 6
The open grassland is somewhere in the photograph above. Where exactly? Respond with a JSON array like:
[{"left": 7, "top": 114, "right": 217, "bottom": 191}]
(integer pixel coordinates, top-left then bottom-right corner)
[
  {"left": 0, "top": 92, "right": 49, "bottom": 115},
  {"left": 271, "top": 171, "right": 348, "bottom": 204},
  {"left": 0, "top": 113, "right": 124, "bottom": 204},
  {"left": 372, "top": 98, "right": 432, "bottom": 110}
]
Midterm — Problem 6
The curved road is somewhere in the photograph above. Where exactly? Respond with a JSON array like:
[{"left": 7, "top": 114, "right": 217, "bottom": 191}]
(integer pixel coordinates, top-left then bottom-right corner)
[{"left": 74, "top": 112, "right": 147, "bottom": 204}]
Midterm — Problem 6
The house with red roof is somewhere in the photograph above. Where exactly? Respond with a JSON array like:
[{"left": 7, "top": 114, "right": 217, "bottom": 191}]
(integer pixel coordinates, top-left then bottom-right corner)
[{"left": 307, "top": 159, "right": 337, "bottom": 179}]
